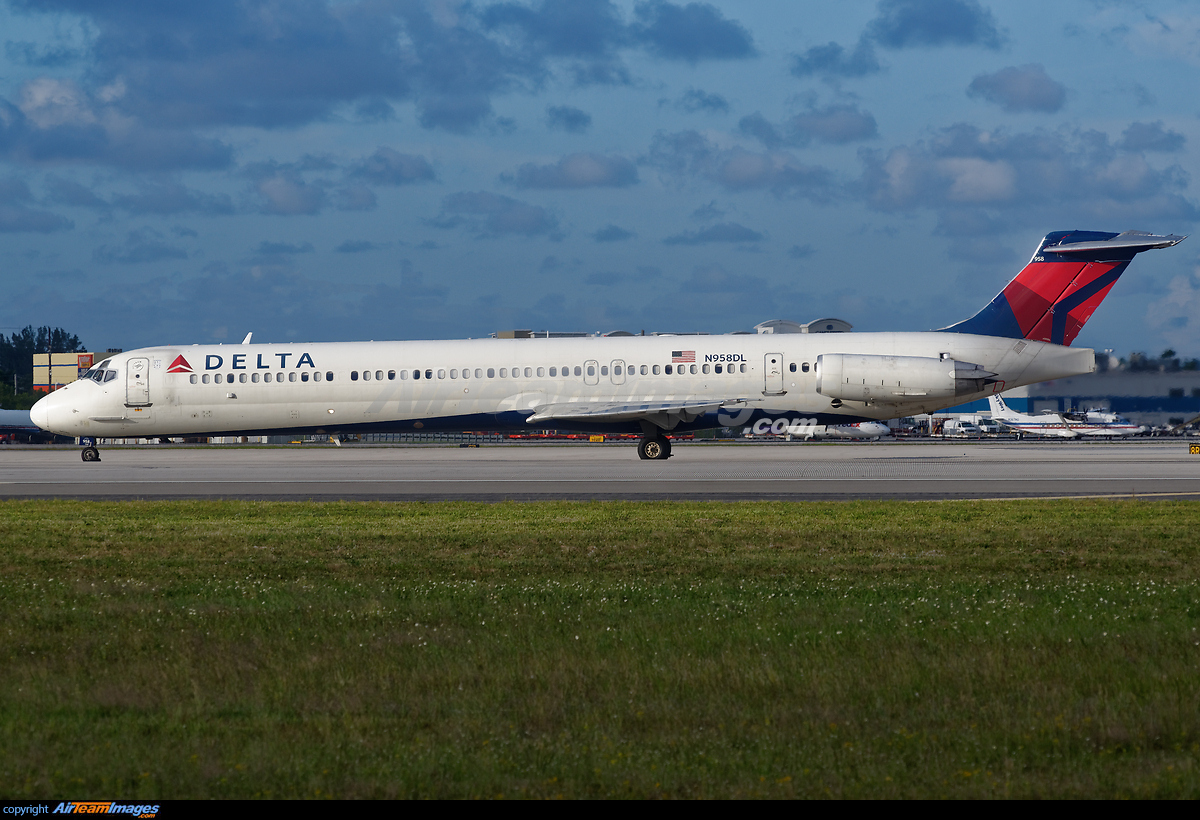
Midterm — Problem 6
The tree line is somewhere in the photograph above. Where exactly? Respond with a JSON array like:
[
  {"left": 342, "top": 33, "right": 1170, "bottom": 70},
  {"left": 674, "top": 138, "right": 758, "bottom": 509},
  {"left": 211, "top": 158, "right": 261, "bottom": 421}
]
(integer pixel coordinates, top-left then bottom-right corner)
[{"left": 0, "top": 326, "right": 86, "bottom": 394}]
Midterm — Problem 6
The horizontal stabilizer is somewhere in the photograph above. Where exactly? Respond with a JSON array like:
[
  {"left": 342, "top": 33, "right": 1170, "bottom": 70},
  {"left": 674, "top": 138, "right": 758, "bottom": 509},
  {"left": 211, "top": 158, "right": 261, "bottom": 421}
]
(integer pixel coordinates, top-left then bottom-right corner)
[{"left": 1044, "top": 231, "right": 1185, "bottom": 257}]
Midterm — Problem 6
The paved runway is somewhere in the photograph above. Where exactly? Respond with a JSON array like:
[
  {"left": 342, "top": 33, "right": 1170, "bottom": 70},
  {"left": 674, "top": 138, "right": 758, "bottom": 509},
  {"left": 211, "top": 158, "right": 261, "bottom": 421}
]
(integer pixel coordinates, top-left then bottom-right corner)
[{"left": 2, "top": 440, "right": 1199, "bottom": 500}]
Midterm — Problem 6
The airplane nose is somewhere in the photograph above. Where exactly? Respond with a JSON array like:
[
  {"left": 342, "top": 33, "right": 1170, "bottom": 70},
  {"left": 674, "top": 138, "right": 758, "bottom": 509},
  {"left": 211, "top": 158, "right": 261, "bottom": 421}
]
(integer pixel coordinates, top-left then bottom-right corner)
[{"left": 30, "top": 395, "right": 51, "bottom": 430}]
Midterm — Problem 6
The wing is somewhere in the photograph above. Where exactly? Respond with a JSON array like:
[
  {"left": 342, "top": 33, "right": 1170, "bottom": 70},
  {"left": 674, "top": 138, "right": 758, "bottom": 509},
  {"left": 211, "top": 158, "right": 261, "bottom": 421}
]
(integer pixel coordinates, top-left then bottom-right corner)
[{"left": 527, "top": 398, "right": 752, "bottom": 429}]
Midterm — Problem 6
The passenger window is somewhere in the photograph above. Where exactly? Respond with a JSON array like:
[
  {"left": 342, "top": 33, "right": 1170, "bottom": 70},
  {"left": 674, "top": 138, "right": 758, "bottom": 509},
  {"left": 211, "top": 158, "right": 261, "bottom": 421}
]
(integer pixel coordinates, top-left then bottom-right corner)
[
  {"left": 251, "top": 373, "right": 260, "bottom": 383},
  {"left": 601, "top": 366, "right": 608, "bottom": 376},
  {"left": 215, "top": 373, "right": 223, "bottom": 384},
  {"left": 190, "top": 374, "right": 198, "bottom": 384},
  {"left": 313, "top": 372, "right": 321, "bottom": 382},
  {"left": 549, "top": 367, "right": 557, "bottom": 377},
  {"left": 264, "top": 373, "right": 272, "bottom": 383},
  {"left": 364, "top": 370, "right": 372, "bottom": 381},
  {"left": 450, "top": 369, "right": 458, "bottom": 379},
  {"left": 289, "top": 372, "right": 297, "bottom": 382},
  {"left": 388, "top": 370, "right": 395, "bottom": 381},
  {"left": 203, "top": 374, "right": 210, "bottom": 384},
  {"left": 574, "top": 366, "right": 582, "bottom": 376},
  {"left": 487, "top": 368, "right": 495, "bottom": 378},
  {"left": 375, "top": 370, "right": 383, "bottom": 381},
  {"left": 702, "top": 364, "right": 710, "bottom": 374},
  {"left": 665, "top": 365, "right": 672, "bottom": 375},
  {"left": 789, "top": 363, "right": 797, "bottom": 372},
  {"left": 690, "top": 365, "right": 697, "bottom": 374},
  {"left": 327, "top": 372, "right": 334, "bottom": 381},
  {"left": 239, "top": 373, "right": 248, "bottom": 383},
  {"left": 537, "top": 367, "right": 544, "bottom": 377},
  {"left": 301, "top": 372, "right": 310, "bottom": 382},
  {"left": 425, "top": 370, "right": 433, "bottom": 380},
  {"left": 740, "top": 364, "right": 746, "bottom": 373},
  {"left": 715, "top": 364, "right": 722, "bottom": 374},
  {"left": 474, "top": 368, "right": 482, "bottom": 378},
  {"left": 400, "top": 370, "right": 408, "bottom": 380},
  {"left": 524, "top": 367, "right": 532, "bottom": 378},
  {"left": 412, "top": 370, "right": 420, "bottom": 380},
  {"left": 587, "top": 365, "right": 596, "bottom": 376},
  {"left": 351, "top": 371, "right": 359, "bottom": 381},
  {"left": 653, "top": 365, "right": 661, "bottom": 375},
  {"left": 500, "top": 368, "right": 507, "bottom": 378},
  {"left": 641, "top": 365, "right": 648, "bottom": 375},
  {"left": 614, "top": 365, "right": 622, "bottom": 376},
  {"left": 438, "top": 369, "right": 446, "bottom": 379}
]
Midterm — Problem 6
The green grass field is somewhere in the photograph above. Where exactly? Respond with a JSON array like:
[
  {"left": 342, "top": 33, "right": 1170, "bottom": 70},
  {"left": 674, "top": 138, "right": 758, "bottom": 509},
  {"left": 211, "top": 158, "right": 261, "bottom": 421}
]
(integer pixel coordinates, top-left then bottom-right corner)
[{"left": 1, "top": 499, "right": 1198, "bottom": 798}]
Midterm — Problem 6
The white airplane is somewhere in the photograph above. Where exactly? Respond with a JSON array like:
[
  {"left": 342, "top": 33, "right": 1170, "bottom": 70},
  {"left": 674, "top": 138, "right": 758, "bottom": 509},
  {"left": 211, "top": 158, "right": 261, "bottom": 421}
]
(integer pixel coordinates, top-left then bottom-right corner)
[
  {"left": 1061, "top": 407, "right": 1146, "bottom": 437},
  {"left": 0, "top": 408, "right": 41, "bottom": 440},
  {"left": 31, "top": 230, "right": 1184, "bottom": 462},
  {"left": 986, "top": 394, "right": 1077, "bottom": 439},
  {"left": 783, "top": 421, "right": 892, "bottom": 441}
]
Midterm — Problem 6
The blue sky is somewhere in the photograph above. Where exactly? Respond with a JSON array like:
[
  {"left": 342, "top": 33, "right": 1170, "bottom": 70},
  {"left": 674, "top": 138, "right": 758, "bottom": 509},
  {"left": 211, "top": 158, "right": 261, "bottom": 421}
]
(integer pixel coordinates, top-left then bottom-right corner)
[{"left": 2, "top": 0, "right": 1199, "bottom": 356}]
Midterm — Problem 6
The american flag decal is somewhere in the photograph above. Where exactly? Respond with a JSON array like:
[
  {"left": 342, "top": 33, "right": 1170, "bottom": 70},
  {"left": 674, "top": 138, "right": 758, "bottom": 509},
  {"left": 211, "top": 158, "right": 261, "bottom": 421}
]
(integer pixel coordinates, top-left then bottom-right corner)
[{"left": 671, "top": 350, "right": 695, "bottom": 363}]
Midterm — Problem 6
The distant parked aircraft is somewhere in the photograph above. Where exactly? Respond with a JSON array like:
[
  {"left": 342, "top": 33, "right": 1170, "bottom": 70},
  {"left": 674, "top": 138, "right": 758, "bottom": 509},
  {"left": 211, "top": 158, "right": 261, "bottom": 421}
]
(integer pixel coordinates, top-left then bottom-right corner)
[
  {"left": 987, "top": 394, "right": 1077, "bottom": 439},
  {"left": 1061, "top": 407, "right": 1145, "bottom": 437}
]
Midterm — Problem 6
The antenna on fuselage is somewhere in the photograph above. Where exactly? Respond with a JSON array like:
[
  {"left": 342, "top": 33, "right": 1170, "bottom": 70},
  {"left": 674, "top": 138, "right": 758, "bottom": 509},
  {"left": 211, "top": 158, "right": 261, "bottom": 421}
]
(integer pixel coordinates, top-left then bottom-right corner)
[{"left": 241, "top": 332, "right": 253, "bottom": 345}]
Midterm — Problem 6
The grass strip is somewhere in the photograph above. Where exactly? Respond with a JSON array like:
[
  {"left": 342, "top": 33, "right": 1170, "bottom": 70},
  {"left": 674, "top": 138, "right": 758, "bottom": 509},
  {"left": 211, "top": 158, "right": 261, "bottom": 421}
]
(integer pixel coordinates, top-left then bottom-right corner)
[{"left": 1, "top": 499, "right": 1198, "bottom": 798}]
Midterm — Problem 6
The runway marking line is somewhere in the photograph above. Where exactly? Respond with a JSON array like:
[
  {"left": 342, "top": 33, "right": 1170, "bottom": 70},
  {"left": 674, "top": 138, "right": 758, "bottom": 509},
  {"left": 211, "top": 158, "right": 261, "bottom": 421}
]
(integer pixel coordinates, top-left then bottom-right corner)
[{"left": 2, "top": 477, "right": 1199, "bottom": 485}]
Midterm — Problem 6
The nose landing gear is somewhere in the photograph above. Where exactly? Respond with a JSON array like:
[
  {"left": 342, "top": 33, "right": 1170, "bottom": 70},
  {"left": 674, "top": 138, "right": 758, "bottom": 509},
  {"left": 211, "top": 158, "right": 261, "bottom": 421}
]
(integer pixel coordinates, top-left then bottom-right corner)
[{"left": 79, "top": 437, "right": 100, "bottom": 462}]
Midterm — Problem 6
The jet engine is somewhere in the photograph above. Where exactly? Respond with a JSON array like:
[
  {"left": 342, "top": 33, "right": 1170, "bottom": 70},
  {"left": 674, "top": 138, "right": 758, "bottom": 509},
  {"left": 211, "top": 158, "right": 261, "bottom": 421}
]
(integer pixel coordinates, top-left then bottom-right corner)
[{"left": 816, "top": 354, "right": 997, "bottom": 403}]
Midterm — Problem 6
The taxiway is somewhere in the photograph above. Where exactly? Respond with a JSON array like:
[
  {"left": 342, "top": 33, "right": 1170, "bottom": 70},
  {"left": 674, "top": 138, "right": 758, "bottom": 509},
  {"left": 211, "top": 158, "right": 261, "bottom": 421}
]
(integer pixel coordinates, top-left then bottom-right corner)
[{"left": 2, "top": 440, "right": 1198, "bottom": 501}]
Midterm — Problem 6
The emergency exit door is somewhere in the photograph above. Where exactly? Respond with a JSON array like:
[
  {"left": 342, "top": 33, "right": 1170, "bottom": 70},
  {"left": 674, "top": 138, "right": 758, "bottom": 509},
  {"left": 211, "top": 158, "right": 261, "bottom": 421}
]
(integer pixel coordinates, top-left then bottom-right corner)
[
  {"left": 763, "top": 353, "right": 785, "bottom": 395},
  {"left": 126, "top": 357, "right": 150, "bottom": 406}
]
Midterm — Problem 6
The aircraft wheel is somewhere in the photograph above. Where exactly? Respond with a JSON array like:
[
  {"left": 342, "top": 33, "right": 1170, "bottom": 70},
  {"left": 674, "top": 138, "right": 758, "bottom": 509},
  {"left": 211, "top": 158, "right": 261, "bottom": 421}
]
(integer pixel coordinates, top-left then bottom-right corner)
[
  {"left": 638, "top": 437, "right": 670, "bottom": 460},
  {"left": 81, "top": 447, "right": 100, "bottom": 462}
]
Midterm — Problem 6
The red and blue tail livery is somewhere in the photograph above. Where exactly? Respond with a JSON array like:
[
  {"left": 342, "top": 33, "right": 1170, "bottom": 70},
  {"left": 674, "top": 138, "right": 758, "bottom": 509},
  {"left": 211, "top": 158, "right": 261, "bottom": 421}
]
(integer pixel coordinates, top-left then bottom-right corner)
[{"left": 941, "top": 230, "right": 1185, "bottom": 346}]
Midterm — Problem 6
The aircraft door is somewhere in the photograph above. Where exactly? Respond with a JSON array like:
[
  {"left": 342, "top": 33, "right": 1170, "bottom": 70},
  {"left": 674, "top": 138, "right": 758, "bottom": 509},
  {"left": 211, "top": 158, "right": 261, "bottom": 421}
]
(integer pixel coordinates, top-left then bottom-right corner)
[
  {"left": 126, "top": 357, "right": 151, "bottom": 406},
  {"left": 610, "top": 359, "right": 626, "bottom": 385},
  {"left": 584, "top": 360, "right": 599, "bottom": 386},
  {"left": 763, "top": 353, "right": 785, "bottom": 395}
]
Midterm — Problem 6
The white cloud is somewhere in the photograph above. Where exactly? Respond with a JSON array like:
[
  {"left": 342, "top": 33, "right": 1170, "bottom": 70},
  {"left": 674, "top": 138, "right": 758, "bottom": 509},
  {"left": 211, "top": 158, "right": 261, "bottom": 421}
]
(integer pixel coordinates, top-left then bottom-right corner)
[
  {"left": 1146, "top": 272, "right": 1200, "bottom": 355},
  {"left": 1131, "top": 14, "right": 1200, "bottom": 66},
  {"left": 19, "top": 78, "right": 97, "bottom": 129}
]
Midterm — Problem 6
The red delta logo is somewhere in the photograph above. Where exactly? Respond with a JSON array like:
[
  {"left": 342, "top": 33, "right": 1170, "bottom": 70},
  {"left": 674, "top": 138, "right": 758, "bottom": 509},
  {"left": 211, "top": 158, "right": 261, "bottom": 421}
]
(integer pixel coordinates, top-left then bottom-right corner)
[{"left": 167, "top": 355, "right": 193, "bottom": 373}]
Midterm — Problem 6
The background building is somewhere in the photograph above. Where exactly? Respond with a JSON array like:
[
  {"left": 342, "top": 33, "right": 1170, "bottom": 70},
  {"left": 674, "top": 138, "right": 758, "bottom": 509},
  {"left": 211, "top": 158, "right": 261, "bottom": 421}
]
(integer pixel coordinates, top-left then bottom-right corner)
[
  {"left": 950, "top": 352, "right": 1200, "bottom": 426},
  {"left": 33, "top": 352, "right": 93, "bottom": 393}
]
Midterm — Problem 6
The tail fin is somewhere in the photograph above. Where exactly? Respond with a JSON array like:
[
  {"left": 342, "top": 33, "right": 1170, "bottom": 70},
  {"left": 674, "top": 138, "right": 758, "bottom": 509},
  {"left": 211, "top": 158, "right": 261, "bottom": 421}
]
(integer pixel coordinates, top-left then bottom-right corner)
[
  {"left": 941, "top": 230, "right": 1185, "bottom": 345},
  {"left": 987, "top": 394, "right": 1011, "bottom": 418}
]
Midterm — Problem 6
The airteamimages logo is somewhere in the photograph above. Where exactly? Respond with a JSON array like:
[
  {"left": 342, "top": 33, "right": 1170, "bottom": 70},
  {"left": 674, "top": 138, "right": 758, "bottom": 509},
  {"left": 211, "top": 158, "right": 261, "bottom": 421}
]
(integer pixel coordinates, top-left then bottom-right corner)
[{"left": 49, "top": 804, "right": 159, "bottom": 817}]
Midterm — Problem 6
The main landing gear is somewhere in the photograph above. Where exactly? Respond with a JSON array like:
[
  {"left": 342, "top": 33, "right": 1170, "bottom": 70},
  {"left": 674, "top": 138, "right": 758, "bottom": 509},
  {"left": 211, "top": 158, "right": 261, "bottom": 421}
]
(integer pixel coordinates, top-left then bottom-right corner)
[
  {"left": 637, "top": 434, "right": 672, "bottom": 460},
  {"left": 81, "top": 446, "right": 100, "bottom": 462}
]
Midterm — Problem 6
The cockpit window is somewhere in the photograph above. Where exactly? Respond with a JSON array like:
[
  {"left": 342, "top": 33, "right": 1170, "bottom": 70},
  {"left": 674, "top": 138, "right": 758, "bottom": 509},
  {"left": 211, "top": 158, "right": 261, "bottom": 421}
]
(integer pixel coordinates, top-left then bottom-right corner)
[{"left": 103, "top": 370, "right": 117, "bottom": 382}]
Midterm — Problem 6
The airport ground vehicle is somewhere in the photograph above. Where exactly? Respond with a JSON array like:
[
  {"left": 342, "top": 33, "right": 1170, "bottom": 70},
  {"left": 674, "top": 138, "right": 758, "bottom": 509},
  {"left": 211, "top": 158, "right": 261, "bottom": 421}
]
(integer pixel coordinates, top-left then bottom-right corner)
[
  {"left": 941, "top": 419, "right": 983, "bottom": 438},
  {"left": 31, "top": 230, "right": 1184, "bottom": 461}
]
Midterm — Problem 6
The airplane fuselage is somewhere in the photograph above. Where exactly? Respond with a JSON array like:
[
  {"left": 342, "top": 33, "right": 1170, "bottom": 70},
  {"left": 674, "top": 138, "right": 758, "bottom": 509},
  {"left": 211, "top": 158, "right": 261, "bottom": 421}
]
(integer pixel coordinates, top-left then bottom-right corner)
[{"left": 32, "top": 332, "right": 1095, "bottom": 440}]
